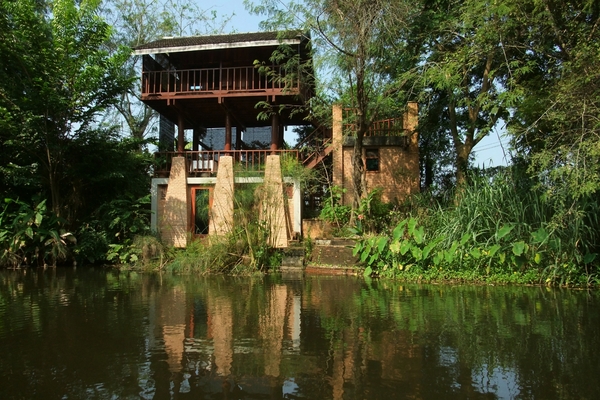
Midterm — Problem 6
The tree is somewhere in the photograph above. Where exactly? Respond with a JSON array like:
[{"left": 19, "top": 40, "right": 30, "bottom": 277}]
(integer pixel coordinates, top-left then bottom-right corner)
[
  {"left": 100, "top": 0, "right": 234, "bottom": 144},
  {"left": 247, "top": 0, "right": 420, "bottom": 209},
  {"left": 508, "top": 0, "right": 600, "bottom": 200},
  {"left": 0, "top": 0, "right": 133, "bottom": 223},
  {"left": 410, "top": 0, "right": 522, "bottom": 187}
]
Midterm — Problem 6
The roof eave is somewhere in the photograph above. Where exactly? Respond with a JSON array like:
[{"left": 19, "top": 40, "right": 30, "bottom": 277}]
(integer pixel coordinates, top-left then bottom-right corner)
[{"left": 133, "top": 38, "right": 301, "bottom": 56}]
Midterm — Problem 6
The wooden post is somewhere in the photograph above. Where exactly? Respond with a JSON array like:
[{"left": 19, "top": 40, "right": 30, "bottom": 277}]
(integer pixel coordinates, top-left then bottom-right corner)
[
  {"left": 271, "top": 113, "right": 280, "bottom": 151},
  {"left": 225, "top": 111, "right": 232, "bottom": 151},
  {"left": 193, "top": 127, "right": 199, "bottom": 151},
  {"left": 177, "top": 113, "right": 185, "bottom": 154},
  {"left": 235, "top": 125, "right": 242, "bottom": 150}
]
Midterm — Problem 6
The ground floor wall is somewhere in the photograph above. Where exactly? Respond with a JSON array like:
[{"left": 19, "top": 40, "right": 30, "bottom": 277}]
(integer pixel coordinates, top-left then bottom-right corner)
[
  {"left": 151, "top": 176, "right": 301, "bottom": 247},
  {"left": 339, "top": 145, "right": 420, "bottom": 205}
]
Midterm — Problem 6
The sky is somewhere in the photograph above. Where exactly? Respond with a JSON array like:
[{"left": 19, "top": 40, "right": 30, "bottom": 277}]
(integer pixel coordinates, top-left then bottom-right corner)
[{"left": 208, "top": 0, "right": 510, "bottom": 167}]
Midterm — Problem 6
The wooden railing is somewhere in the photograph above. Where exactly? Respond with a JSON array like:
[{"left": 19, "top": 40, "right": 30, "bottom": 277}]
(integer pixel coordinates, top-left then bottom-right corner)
[
  {"left": 343, "top": 109, "right": 405, "bottom": 137},
  {"left": 142, "top": 65, "right": 298, "bottom": 97},
  {"left": 154, "top": 149, "right": 299, "bottom": 177}
]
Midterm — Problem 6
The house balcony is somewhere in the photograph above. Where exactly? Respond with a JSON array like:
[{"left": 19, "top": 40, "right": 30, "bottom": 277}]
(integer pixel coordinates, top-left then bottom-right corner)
[
  {"left": 153, "top": 149, "right": 300, "bottom": 178},
  {"left": 342, "top": 109, "right": 409, "bottom": 147},
  {"left": 141, "top": 65, "right": 301, "bottom": 101}
]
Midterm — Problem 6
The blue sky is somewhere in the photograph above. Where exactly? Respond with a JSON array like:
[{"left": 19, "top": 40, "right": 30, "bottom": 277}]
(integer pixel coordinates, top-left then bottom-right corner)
[{"left": 210, "top": 0, "right": 510, "bottom": 166}]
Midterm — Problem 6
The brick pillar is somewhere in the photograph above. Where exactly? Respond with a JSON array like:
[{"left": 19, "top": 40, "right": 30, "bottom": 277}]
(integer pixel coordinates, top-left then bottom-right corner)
[
  {"left": 160, "top": 157, "right": 189, "bottom": 247},
  {"left": 332, "top": 104, "right": 344, "bottom": 191},
  {"left": 210, "top": 155, "right": 234, "bottom": 236},
  {"left": 260, "top": 155, "right": 288, "bottom": 248}
]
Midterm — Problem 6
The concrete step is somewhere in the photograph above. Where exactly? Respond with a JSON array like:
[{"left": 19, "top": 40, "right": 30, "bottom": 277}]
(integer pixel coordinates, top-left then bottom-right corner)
[
  {"left": 309, "top": 240, "right": 359, "bottom": 268},
  {"left": 281, "top": 244, "right": 305, "bottom": 269}
]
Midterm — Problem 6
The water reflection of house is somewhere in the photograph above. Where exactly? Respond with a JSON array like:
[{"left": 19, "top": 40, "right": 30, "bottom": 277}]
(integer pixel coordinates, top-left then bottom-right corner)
[
  {"left": 136, "top": 31, "right": 419, "bottom": 247},
  {"left": 147, "top": 279, "right": 437, "bottom": 398}
]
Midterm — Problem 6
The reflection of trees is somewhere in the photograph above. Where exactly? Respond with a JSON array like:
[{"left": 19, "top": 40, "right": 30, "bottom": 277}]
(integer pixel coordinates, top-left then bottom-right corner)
[{"left": 0, "top": 269, "right": 154, "bottom": 399}]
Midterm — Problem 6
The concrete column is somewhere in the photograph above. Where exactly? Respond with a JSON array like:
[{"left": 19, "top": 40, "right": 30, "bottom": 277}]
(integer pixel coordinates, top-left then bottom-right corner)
[
  {"left": 160, "top": 157, "right": 189, "bottom": 247},
  {"left": 260, "top": 155, "right": 288, "bottom": 248},
  {"left": 210, "top": 155, "right": 234, "bottom": 236}
]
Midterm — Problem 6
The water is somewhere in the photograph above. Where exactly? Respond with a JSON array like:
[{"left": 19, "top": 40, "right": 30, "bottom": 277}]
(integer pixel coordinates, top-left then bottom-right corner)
[{"left": 0, "top": 268, "right": 599, "bottom": 399}]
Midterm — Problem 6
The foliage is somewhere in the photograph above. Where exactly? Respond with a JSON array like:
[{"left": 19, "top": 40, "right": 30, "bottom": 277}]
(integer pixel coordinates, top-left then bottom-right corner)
[
  {"left": 355, "top": 171, "right": 599, "bottom": 286},
  {"left": 280, "top": 153, "right": 316, "bottom": 189},
  {"left": 75, "top": 194, "right": 153, "bottom": 264},
  {"left": 100, "top": 0, "right": 234, "bottom": 143},
  {"left": 319, "top": 186, "right": 351, "bottom": 227},
  {"left": 247, "top": 0, "right": 420, "bottom": 209},
  {"left": 509, "top": 1, "right": 600, "bottom": 201},
  {"left": 355, "top": 188, "right": 392, "bottom": 234},
  {"left": 0, "top": 198, "right": 74, "bottom": 268},
  {"left": 0, "top": 0, "right": 133, "bottom": 221}
]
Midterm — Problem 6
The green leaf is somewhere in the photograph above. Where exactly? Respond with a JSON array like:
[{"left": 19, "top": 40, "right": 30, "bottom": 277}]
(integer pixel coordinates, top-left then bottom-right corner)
[
  {"left": 411, "top": 246, "right": 423, "bottom": 261},
  {"left": 389, "top": 240, "right": 401, "bottom": 254},
  {"left": 407, "top": 218, "right": 417, "bottom": 236},
  {"left": 360, "top": 250, "right": 370, "bottom": 263},
  {"left": 363, "top": 266, "right": 372, "bottom": 277},
  {"left": 377, "top": 236, "right": 389, "bottom": 253},
  {"left": 34, "top": 212, "right": 43, "bottom": 227},
  {"left": 583, "top": 252, "right": 597, "bottom": 264},
  {"left": 392, "top": 220, "right": 407, "bottom": 240},
  {"left": 499, "top": 252, "right": 506, "bottom": 264},
  {"left": 444, "top": 250, "right": 454, "bottom": 264},
  {"left": 400, "top": 240, "right": 411, "bottom": 256},
  {"left": 531, "top": 227, "right": 549, "bottom": 244},
  {"left": 496, "top": 225, "right": 514, "bottom": 240},
  {"left": 512, "top": 241, "right": 528, "bottom": 256},
  {"left": 413, "top": 226, "right": 425, "bottom": 244},
  {"left": 460, "top": 233, "right": 470, "bottom": 245},
  {"left": 488, "top": 244, "right": 501, "bottom": 258},
  {"left": 469, "top": 248, "right": 481, "bottom": 259}
]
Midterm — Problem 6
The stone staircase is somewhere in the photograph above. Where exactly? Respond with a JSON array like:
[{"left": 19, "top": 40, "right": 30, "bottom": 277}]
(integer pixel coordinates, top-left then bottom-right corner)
[{"left": 280, "top": 238, "right": 361, "bottom": 275}]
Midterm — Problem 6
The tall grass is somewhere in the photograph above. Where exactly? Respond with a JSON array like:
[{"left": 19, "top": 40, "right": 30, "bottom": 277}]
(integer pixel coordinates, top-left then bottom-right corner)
[
  {"left": 356, "top": 169, "right": 600, "bottom": 286},
  {"left": 421, "top": 172, "right": 551, "bottom": 247}
]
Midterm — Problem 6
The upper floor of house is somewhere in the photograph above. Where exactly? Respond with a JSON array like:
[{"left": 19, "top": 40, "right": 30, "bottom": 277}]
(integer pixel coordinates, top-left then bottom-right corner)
[{"left": 133, "top": 31, "right": 313, "bottom": 129}]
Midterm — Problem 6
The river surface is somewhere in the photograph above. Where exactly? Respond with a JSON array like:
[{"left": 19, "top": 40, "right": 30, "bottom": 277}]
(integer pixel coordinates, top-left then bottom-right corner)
[{"left": 0, "top": 268, "right": 599, "bottom": 400}]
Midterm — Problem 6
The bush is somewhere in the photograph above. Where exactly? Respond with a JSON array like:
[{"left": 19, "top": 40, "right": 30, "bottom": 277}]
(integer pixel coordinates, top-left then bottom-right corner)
[
  {"left": 0, "top": 198, "right": 74, "bottom": 267},
  {"left": 355, "top": 171, "right": 600, "bottom": 286},
  {"left": 320, "top": 185, "right": 351, "bottom": 226}
]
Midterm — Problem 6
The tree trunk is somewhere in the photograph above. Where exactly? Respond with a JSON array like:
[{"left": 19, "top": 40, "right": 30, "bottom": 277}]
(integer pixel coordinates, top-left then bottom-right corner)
[
  {"left": 46, "top": 146, "right": 62, "bottom": 220},
  {"left": 455, "top": 142, "right": 472, "bottom": 188},
  {"left": 352, "top": 130, "right": 365, "bottom": 210}
]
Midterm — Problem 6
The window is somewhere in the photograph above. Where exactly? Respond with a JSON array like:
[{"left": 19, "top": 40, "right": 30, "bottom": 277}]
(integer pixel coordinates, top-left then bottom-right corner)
[{"left": 365, "top": 149, "right": 380, "bottom": 172}]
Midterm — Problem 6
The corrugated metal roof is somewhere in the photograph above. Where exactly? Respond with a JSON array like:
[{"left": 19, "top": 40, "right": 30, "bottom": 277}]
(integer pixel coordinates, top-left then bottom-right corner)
[{"left": 133, "top": 31, "right": 303, "bottom": 54}]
